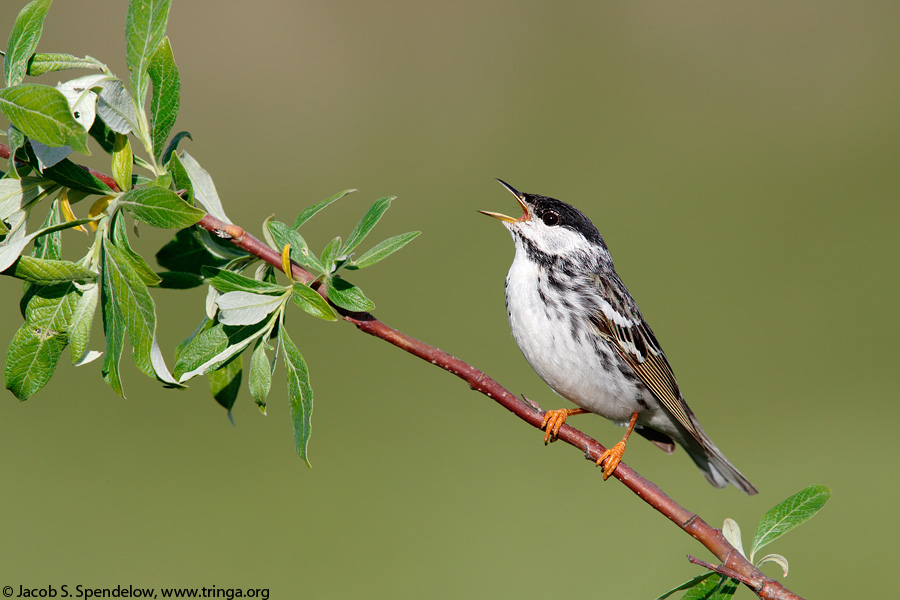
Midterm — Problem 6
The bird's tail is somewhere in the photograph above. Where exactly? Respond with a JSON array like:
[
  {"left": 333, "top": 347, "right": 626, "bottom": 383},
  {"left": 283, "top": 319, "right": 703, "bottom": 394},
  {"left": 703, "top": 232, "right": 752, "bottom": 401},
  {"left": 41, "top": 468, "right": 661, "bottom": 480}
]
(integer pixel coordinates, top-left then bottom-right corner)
[{"left": 684, "top": 421, "right": 758, "bottom": 495}]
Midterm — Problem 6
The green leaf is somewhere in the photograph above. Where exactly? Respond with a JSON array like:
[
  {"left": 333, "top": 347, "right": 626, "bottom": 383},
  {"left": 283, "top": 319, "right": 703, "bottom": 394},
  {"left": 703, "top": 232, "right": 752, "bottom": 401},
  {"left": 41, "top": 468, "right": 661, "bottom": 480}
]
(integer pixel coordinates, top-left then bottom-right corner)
[
  {"left": 118, "top": 186, "right": 204, "bottom": 229},
  {"left": 291, "top": 188, "right": 356, "bottom": 229},
  {"left": 215, "top": 290, "right": 286, "bottom": 326},
  {"left": 208, "top": 357, "right": 241, "bottom": 414},
  {"left": 88, "top": 117, "right": 116, "bottom": 154},
  {"left": 111, "top": 211, "right": 162, "bottom": 286},
  {"left": 95, "top": 79, "right": 140, "bottom": 135},
  {"left": 656, "top": 572, "right": 716, "bottom": 600},
  {"left": 27, "top": 53, "right": 100, "bottom": 77},
  {"left": 750, "top": 484, "right": 831, "bottom": 561},
  {"left": 9, "top": 256, "right": 96, "bottom": 284},
  {"left": 679, "top": 575, "right": 738, "bottom": 600},
  {"left": 320, "top": 236, "right": 342, "bottom": 271},
  {"left": 147, "top": 36, "right": 180, "bottom": 162},
  {"left": 4, "top": 322, "right": 66, "bottom": 401},
  {"left": 0, "top": 84, "right": 89, "bottom": 153},
  {"left": 202, "top": 266, "right": 287, "bottom": 296},
  {"left": 351, "top": 231, "right": 420, "bottom": 269},
  {"left": 112, "top": 133, "right": 133, "bottom": 192},
  {"left": 165, "top": 150, "right": 192, "bottom": 199},
  {"left": 68, "top": 282, "right": 98, "bottom": 363},
  {"left": 161, "top": 131, "right": 191, "bottom": 167},
  {"left": 266, "top": 220, "right": 325, "bottom": 274},
  {"left": 156, "top": 228, "right": 224, "bottom": 274},
  {"left": 100, "top": 263, "right": 126, "bottom": 396},
  {"left": 41, "top": 157, "right": 113, "bottom": 194},
  {"left": 4, "top": 0, "right": 53, "bottom": 87},
  {"left": 280, "top": 330, "right": 313, "bottom": 466},
  {"left": 7, "top": 124, "right": 26, "bottom": 179},
  {"left": 341, "top": 196, "right": 394, "bottom": 255},
  {"left": 103, "top": 239, "right": 178, "bottom": 385},
  {"left": 156, "top": 270, "right": 203, "bottom": 288},
  {"left": 292, "top": 283, "right": 336, "bottom": 321},
  {"left": 326, "top": 275, "right": 374, "bottom": 312},
  {"left": 248, "top": 338, "right": 272, "bottom": 414},
  {"left": 125, "top": 0, "right": 172, "bottom": 109}
]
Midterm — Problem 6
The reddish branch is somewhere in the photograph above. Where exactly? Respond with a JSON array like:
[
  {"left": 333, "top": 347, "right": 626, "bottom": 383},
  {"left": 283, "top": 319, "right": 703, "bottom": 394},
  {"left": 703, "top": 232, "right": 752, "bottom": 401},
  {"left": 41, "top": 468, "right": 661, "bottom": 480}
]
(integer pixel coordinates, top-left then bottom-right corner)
[{"left": 0, "top": 142, "right": 801, "bottom": 599}]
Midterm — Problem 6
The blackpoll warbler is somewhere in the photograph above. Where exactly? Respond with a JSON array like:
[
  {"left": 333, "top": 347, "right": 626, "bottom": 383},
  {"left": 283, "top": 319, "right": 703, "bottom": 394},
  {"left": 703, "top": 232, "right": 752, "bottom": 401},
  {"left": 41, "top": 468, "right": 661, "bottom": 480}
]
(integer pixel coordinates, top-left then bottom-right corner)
[{"left": 481, "top": 180, "right": 757, "bottom": 494}]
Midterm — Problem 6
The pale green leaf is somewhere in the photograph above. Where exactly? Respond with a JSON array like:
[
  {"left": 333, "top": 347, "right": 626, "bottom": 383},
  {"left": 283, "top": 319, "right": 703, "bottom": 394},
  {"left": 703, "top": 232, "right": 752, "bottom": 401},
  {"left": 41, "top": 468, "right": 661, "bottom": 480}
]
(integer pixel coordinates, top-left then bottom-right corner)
[
  {"left": 0, "top": 84, "right": 89, "bottom": 153},
  {"left": 95, "top": 79, "right": 139, "bottom": 135},
  {"left": 0, "top": 176, "right": 47, "bottom": 222},
  {"left": 175, "top": 320, "right": 270, "bottom": 382},
  {"left": 178, "top": 151, "right": 229, "bottom": 222},
  {"left": 4, "top": 0, "right": 53, "bottom": 87},
  {"left": 342, "top": 196, "right": 394, "bottom": 255},
  {"left": 215, "top": 290, "right": 286, "bottom": 326},
  {"left": 281, "top": 330, "right": 313, "bottom": 466},
  {"left": 118, "top": 186, "right": 204, "bottom": 229},
  {"left": 351, "top": 231, "right": 420, "bottom": 269},
  {"left": 248, "top": 338, "right": 272, "bottom": 413},
  {"left": 721, "top": 518, "right": 745, "bottom": 558},
  {"left": 756, "top": 553, "right": 789, "bottom": 577},
  {"left": 68, "top": 282, "right": 98, "bottom": 363},
  {"left": 750, "top": 485, "right": 831, "bottom": 561},
  {"left": 147, "top": 36, "right": 180, "bottom": 162}
]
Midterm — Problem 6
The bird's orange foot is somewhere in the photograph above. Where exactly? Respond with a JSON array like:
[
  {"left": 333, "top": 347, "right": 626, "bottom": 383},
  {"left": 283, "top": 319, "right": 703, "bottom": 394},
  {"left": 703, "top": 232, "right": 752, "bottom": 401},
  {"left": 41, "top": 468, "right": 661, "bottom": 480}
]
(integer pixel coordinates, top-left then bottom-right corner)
[
  {"left": 594, "top": 411, "right": 640, "bottom": 480},
  {"left": 596, "top": 441, "right": 627, "bottom": 480},
  {"left": 540, "top": 408, "right": 587, "bottom": 444}
]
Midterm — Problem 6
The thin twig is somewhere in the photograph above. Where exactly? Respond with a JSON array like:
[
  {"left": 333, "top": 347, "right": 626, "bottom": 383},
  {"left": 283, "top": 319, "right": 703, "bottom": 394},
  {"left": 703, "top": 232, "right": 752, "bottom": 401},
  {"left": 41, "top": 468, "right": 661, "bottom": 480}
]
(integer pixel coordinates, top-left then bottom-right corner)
[{"left": 688, "top": 555, "right": 761, "bottom": 591}]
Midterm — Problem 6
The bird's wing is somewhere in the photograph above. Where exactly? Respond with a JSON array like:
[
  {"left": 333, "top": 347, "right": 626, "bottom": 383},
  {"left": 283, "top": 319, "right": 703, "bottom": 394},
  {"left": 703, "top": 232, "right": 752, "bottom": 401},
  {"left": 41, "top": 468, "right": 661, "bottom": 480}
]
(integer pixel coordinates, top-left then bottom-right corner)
[{"left": 587, "top": 273, "right": 700, "bottom": 440}]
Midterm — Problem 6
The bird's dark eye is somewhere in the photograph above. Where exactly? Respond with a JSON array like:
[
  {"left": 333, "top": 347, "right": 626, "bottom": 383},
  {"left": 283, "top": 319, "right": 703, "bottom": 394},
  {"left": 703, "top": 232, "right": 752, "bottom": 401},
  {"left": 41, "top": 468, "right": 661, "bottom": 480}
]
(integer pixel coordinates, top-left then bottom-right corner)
[{"left": 541, "top": 211, "right": 560, "bottom": 226}]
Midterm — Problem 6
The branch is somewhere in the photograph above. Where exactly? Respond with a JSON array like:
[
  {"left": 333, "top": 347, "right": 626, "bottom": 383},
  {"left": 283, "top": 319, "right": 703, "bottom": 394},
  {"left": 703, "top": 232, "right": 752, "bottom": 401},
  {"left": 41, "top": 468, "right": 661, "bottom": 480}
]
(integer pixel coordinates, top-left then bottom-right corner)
[
  {"left": 0, "top": 142, "right": 801, "bottom": 599},
  {"left": 198, "top": 214, "right": 802, "bottom": 600}
]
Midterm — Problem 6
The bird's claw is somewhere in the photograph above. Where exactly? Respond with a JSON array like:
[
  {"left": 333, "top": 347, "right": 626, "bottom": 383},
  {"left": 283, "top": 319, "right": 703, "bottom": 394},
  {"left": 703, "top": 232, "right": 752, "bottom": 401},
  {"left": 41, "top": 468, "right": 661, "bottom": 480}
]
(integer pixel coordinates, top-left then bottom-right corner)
[
  {"left": 596, "top": 441, "right": 627, "bottom": 480},
  {"left": 540, "top": 409, "right": 569, "bottom": 444}
]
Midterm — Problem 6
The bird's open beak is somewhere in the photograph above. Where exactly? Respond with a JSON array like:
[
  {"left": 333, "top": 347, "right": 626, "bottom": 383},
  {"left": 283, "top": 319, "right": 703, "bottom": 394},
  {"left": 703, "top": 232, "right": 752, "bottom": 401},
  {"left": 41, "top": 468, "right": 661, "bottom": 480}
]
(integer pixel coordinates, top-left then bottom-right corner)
[{"left": 478, "top": 179, "right": 530, "bottom": 222}]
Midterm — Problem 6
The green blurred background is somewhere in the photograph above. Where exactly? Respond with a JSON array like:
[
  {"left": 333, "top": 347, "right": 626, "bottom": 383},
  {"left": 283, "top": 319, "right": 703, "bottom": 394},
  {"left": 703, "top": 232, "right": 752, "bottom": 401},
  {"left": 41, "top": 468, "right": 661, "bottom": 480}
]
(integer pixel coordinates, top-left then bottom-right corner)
[{"left": 2, "top": 1, "right": 897, "bottom": 598}]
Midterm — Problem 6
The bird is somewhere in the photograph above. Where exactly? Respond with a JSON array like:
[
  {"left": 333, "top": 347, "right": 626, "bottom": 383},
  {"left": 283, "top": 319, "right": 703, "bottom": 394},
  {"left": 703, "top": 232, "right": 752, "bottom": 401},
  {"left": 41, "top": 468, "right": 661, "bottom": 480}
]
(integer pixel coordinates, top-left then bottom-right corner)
[{"left": 480, "top": 180, "right": 757, "bottom": 494}]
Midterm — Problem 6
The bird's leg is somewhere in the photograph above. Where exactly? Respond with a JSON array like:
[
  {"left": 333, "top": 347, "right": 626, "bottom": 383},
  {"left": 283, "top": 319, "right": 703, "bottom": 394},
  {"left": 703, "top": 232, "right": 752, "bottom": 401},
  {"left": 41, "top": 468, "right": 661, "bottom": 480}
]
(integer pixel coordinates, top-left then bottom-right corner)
[
  {"left": 541, "top": 408, "right": 588, "bottom": 444},
  {"left": 596, "top": 411, "right": 639, "bottom": 480}
]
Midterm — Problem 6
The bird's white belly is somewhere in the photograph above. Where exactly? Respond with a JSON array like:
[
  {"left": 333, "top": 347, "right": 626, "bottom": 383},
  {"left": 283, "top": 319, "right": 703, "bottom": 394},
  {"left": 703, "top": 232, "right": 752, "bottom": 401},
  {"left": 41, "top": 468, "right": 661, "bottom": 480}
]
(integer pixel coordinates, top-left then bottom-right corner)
[{"left": 504, "top": 257, "right": 644, "bottom": 423}]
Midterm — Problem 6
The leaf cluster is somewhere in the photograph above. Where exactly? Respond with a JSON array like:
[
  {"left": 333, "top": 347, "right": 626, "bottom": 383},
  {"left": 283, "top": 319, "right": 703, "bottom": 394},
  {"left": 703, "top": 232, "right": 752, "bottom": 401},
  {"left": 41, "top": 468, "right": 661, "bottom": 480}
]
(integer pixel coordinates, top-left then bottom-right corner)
[
  {"left": 658, "top": 484, "right": 832, "bottom": 599},
  {"left": 1, "top": 0, "right": 419, "bottom": 465}
]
